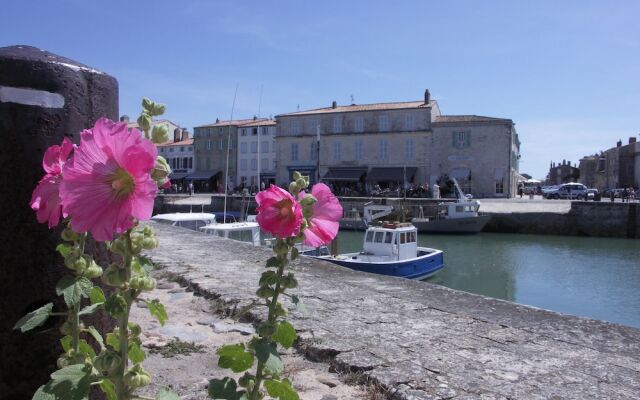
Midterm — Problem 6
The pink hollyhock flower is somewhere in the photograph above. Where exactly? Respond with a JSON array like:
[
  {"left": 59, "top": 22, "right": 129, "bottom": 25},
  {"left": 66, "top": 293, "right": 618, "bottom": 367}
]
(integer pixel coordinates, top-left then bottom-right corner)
[
  {"left": 60, "top": 118, "right": 158, "bottom": 241},
  {"left": 255, "top": 185, "right": 303, "bottom": 238},
  {"left": 30, "top": 137, "right": 74, "bottom": 228},
  {"left": 300, "top": 183, "right": 342, "bottom": 247}
]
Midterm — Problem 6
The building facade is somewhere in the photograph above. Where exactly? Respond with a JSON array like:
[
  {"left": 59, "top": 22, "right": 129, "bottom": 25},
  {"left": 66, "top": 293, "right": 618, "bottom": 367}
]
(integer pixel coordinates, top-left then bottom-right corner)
[
  {"left": 546, "top": 160, "right": 580, "bottom": 185},
  {"left": 580, "top": 137, "right": 640, "bottom": 190},
  {"left": 236, "top": 119, "right": 277, "bottom": 190},
  {"left": 192, "top": 118, "right": 255, "bottom": 192},
  {"left": 157, "top": 133, "right": 195, "bottom": 190},
  {"left": 274, "top": 89, "right": 520, "bottom": 197}
]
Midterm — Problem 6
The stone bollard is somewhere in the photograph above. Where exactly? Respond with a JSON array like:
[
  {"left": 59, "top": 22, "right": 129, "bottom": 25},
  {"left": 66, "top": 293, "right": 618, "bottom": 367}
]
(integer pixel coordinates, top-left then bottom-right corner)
[{"left": 0, "top": 45, "right": 118, "bottom": 399}]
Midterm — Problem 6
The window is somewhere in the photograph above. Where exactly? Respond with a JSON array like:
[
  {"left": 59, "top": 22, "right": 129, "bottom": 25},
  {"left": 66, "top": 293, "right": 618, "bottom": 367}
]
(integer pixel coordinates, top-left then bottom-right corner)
[
  {"left": 219, "top": 140, "right": 224, "bottom": 150},
  {"left": 206, "top": 157, "right": 211, "bottom": 169},
  {"left": 355, "top": 117, "right": 364, "bottom": 132},
  {"left": 374, "top": 232, "right": 383, "bottom": 243},
  {"left": 240, "top": 159, "right": 247, "bottom": 170},
  {"left": 251, "top": 141, "right": 258, "bottom": 153},
  {"left": 241, "top": 128, "right": 247, "bottom": 136},
  {"left": 252, "top": 128, "right": 258, "bottom": 136},
  {"left": 333, "top": 141, "right": 341, "bottom": 161},
  {"left": 378, "top": 115, "right": 389, "bottom": 131},
  {"left": 240, "top": 142, "right": 247, "bottom": 154},
  {"left": 405, "top": 114, "right": 415, "bottom": 130},
  {"left": 251, "top": 159, "right": 257, "bottom": 170},
  {"left": 384, "top": 232, "right": 392, "bottom": 243},
  {"left": 188, "top": 146, "right": 193, "bottom": 151},
  {"left": 309, "top": 119, "right": 318, "bottom": 133},
  {"left": 333, "top": 118, "right": 342, "bottom": 133},
  {"left": 452, "top": 131, "right": 470, "bottom": 149},
  {"left": 261, "top": 141, "right": 269, "bottom": 153},
  {"left": 405, "top": 139, "right": 414, "bottom": 161},
  {"left": 355, "top": 140, "right": 363, "bottom": 160},
  {"left": 292, "top": 120, "right": 300, "bottom": 135},
  {"left": 188, "top": 158, "right": 193, "bottom": 169},
  {"left": 261, "top": 158, "right": 268, "bottom": 169},
  {"left": 160, "top": 147, "right": 164, "bottom": 153},
  {"left": 310, "top": 142, "right": 317, "bottom": 161},
  {"left": 218, "top": 128, "right": 223, "bottom": 135},
  {"left": 228, "top": 140, "right": 233, "bottom": 150},
  {"left": 169, "top": 147, "right": 174, "bottom": 153},
  {"left": 180, "top": 147, "right": 185, "bottom": 152},
  {"left": 379, "top": 140, "right": 388, "bottom": 161},
  {"left": 366, "top": 231, "right": 374, "bottom": 242},
  {"left": 495, "top": 181, "right": 504, "bottom": 194},
  {"left": 291, "top": 143, "right": 298, "bottom": 161}
]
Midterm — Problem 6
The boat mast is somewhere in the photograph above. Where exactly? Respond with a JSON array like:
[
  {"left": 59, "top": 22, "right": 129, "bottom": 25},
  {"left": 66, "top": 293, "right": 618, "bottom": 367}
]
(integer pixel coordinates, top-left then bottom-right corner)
[
  {"left": 223, "top": 84, "right": 239, "bottom": 223},
  {"left": 256, "top": 85, "right": 263, "bottom": 191}
]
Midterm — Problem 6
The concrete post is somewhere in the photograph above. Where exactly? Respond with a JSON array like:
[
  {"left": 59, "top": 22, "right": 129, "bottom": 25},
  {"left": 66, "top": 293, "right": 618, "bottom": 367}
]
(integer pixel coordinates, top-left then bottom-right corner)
[{"left": 0, "top": 45, "right": 118, "bottom": 399}]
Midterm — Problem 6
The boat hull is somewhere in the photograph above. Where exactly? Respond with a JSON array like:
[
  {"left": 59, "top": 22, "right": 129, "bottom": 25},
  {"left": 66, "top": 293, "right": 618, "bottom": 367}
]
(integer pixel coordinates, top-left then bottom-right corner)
[
  {"left": 339, "top": 218, "right": 368, "bottom": 230},
  {"left": 412, "top": 215, "right": 491, "bottom": 234},
  {"left": 308, "top": 247, "right": 444, "bottom": 280}
]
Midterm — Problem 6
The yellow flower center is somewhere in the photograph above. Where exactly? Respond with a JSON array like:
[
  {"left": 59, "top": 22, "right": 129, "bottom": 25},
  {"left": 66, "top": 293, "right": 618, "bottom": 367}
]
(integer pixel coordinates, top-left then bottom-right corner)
[
  {"left": 110, "top": 168, "right": 135, "bottom": 199},
  {"left": 277, "top": 199, "right": 293, "bottom": 219}
]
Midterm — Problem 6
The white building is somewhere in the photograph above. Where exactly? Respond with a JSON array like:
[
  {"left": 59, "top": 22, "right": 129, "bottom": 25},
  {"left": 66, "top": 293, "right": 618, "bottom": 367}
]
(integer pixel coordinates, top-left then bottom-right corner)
[
  {"left": 157, "top": 131, "right": 195, "bottom": 189},
  {"left": 274, "top": 89, "right": 520, "bottom": 197},
  {"left": 236, "top": 118, "right": 277, "bottom": 190}
]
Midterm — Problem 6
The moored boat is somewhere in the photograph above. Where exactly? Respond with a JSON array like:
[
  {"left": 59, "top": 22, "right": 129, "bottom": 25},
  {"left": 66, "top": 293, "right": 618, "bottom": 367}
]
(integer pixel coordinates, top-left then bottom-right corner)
[
  {"left": 151, "top": 212, "right": 216, "bottom": 231},
  {"left": 305, "top": 222, "right": 444, "bottom": 280}
]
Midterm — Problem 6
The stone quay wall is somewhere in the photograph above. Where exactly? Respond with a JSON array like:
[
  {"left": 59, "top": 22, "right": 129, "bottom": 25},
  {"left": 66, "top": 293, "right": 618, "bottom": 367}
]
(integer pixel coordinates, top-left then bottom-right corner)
[
  {"left": 146, "top": 222, "right": 640, "bottom": 399},
  {"left": 485, "top": 202, "right": 639, "bottom": 238}
]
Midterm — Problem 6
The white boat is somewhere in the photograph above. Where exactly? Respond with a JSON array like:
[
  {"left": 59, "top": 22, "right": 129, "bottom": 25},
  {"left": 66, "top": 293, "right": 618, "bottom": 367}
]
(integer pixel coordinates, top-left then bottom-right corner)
[
  {"left": 339, "top": 203, "right": 394, "bottom": 230},
  {"left": 199, "top": 221, "right": 261, "bottom": 246},
  {"left": 305, "top": 222, "right": 444, "bottom": 280},
  {"left": 151, "top": 212, "right": 216, "bottom": 231},
  {"left": 411, "top": 178, "right": 491, "bottom": 234}
]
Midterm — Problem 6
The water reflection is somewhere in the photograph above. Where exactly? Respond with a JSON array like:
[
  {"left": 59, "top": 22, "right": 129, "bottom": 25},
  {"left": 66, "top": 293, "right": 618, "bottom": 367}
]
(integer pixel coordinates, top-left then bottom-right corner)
[{"left": 336, "top": 231, "right": 640, "bottom": 328}]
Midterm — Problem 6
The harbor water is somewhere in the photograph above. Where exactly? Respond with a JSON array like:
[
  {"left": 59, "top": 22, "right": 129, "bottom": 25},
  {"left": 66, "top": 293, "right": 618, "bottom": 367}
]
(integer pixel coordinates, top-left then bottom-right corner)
[{"left": 336, "top": 231, "right": 640, "bottom": 328}]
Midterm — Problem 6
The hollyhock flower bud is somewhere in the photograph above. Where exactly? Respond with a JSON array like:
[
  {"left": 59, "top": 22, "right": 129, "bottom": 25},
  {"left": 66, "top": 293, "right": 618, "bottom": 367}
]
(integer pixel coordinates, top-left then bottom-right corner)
[
  {"left": 255, "top": 185, "right": 303, "bottom": 239},
  {"left": 61, "top": 228, "right": 79, "bottom": 242},
  {"left": 94, "top": 351, "right": 121, "bottom": 376},
  {"left": 137, "top": 113, "right": 152, "bottom": 133},
  {"left": 151, "top": 125, "right": 169, "bottom": 144},
  {"left": 83, "top": 259, "right": 103, "bottom": 279},
  {"left": 289, "top": 182, "right": 297, "bottom": 194},
  {"left": 124, "top": 364, "right": 151, "bottom": 388},
  {"left": 151, "top": 156, "right": 171, "bottom": 188},
  {"left": 102, "top": 264, "right": 127, "bottom": 287}
]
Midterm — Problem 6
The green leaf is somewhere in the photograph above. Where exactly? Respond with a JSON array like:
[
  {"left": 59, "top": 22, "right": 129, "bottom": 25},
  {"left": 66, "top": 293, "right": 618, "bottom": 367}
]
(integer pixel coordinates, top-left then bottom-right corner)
[
  {"left": 14, "top": 303, "right": 54, "bottom": 332},
  {"left": 254, "top": 341, "right": 283, "bottom": 375},
  {"left": 99, "top": 379, "right": 116, "bottom": 400},
  {"left": 146, "top": 299, "right": 168, "bottom": 326},
  {"left": 77, "top": 339, "right": 96, "bottom": 358},
  {"left": 208, "top": 377, "right": 244, "bottom": 400},
  {"left": 156, "top": 387, "right": 181, "bottom": 400},
  {"left": 266, "top": 257, "right": 281, "bottom": 268},
  {"left": 86, "top": 326, "right": 105, "bottom": 351},
  {"left": 89, "top": 287, "right": 106, "bottom": 304},
  {"left": 33, "top": 364, "right": 91, "bottom": 400},
  {"left": 56, "top": 276, "right": 92, "bottom": 308},
  {"left": 60, "top": 336, "right": 72, "bottom": 352},
  {"left": 78, "top": 303, "right": 101, "bottom": 316},
  {"left": 273, "top": 321, "right": 297, "bottom": 349},
  {"left": 132, "top": 256, "right": 153, "bottom": 275},
  {"left": 104, "top": 293, "right": 127, "bottom": 317},
  {"left": 290, "top": 247, "right": 299, "bottom": 260},
  {"left": 217, "top": 344, "right": 255, "bottom": 373},
  {"left": 56, "top": 243, "right": 73, "bottom": 258},
  {"left": 264, "top": 378, "right": 299, "bottom": 400},
  {"left": 106, "top": 332, "right": 119, "bottom": 351},
  {"left": 259, "top": 270, "right": 278, "bottom": 286},
  {"left": 128, "top": 341, "right": 146, "bottom": 364},
  {"left": 290, "top": 295, "right": 306, "bottom": 314}
]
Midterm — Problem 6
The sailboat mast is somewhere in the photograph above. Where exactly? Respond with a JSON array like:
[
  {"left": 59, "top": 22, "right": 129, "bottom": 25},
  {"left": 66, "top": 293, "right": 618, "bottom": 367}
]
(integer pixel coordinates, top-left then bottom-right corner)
[
  {"left": 256, "top": 85, "right": 263, "bottom": 190},
  {"left": 223, "top": 84, "right": 239, "bottom": 222}
]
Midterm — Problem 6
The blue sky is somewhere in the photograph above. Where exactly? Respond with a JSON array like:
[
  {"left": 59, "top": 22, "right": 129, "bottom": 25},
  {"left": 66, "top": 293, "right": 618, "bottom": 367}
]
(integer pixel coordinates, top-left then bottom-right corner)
[{"left": 2, "top": 0, "right": 639, "bottom": 179}]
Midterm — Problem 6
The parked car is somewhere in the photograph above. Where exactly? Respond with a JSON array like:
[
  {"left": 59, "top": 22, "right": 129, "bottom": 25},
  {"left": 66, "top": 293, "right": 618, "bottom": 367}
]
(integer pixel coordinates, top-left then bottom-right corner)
[
  {"left": 545, "top": 183, "right": 588, "bottom": 200},
  {"left": 603, "top": 188, "right": 625, "bottom": 198},
  {"left": 586, "top": 188, "right": 600, "bottom": 201},
  {"left": 541, "top": 185, "right": 559, "bottom": 199}
]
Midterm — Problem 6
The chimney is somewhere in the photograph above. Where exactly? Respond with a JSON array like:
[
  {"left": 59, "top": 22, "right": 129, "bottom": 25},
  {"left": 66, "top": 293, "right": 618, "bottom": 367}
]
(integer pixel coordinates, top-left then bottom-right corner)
[
  {"left": 331, "top": 101, "right": 337, "bottom": 109},
  {"left": 617, "top": 139, "right": 622, "bottom": 147},
  {"left": 629, "top": 137, "right": 636, "bottom": 144},
  {"left": 181, "top": 128, "right": 189, "bottom": 141},
  {"left": 173, "top": 128, "right": 181, "bottom": 143},
  {"left": 253, "top": 115, "right": 257, "bottom": 120},
  {"left": 562, "top": 159, "right": 566, "bottom": 166},
  {"left": 216, "top": 118, "right": 220, "bottom": 123},
  {"left": 424, "top": 89, "right": 431, "bottom": 104},
  {"left": 119, "top": 115, "right": 130, "bottom": 123}
]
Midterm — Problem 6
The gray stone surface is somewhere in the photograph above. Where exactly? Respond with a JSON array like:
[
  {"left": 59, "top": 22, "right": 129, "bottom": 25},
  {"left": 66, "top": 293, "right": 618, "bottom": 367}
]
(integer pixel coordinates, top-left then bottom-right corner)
[{"left": 146, "top": 222, "right": 640, "bottom": 399}]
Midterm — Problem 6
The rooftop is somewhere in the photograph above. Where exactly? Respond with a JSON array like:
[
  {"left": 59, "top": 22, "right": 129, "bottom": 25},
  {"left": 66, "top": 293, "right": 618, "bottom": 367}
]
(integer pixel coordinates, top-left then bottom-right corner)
[
  {"left": 276, "top": 100, "right": 435, "bottom": 117},
  {"left": 434, "top": 115, "right": 512, "bottom": 124},
  {"left": 238, "top": 119, "right": 276, "bottom": 127},
  {"left": 157, "top": 138, "right": 193, "bottom": 147},
  {"left": 194, "top": 118, "right": 265, "bottom": 129},
  {"left": 127, "top": 119, "right": 184, "bottom": 130}
]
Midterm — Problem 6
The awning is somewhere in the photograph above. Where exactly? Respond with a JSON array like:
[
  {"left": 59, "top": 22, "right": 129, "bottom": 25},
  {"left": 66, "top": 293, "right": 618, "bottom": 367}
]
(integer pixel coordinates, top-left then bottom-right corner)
[
  {"left": 323, "top": 167, "right": 367, "bottom": 182},
  {"left": 169, "top": 172, "right": 190, "bottom": 180},
  {"left": 366, "top": 167, "right": 417, "bottom": 183},
  {"left": 186, "top": 171, "right": 220, "bottom": 180}
]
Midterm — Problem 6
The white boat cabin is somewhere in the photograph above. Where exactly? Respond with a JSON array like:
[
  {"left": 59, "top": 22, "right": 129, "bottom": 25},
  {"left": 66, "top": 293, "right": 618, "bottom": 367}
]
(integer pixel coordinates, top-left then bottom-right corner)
[
  {"left": 363, "top": 223, "right": 417, "bottom": 260},
  {"left": 152, "top": 213, "right": 216, "bottom": 230},
  {"left": 199, "top": 221, "right": 261, "bottom": 246},
  {"left": 445, "top": 200, "right": 481, "bottom": 219}
]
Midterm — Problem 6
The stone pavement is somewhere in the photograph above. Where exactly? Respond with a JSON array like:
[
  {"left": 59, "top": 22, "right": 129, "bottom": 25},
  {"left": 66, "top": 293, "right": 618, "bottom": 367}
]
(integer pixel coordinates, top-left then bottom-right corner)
[{"left": 146, "top": 223, "right": 640, "bottom": 399}]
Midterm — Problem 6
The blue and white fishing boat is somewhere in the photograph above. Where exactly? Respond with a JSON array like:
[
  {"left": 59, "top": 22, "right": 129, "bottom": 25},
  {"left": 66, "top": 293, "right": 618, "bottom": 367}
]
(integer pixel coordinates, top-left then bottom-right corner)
[{"left": 306, "top": 222, "right": 444, "bottom": 280}]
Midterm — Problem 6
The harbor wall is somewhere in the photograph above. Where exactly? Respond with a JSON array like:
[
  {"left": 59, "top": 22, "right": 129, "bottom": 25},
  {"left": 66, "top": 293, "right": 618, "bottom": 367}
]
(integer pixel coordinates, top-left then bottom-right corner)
[{"left": 145, "top": 223, "right": 640, "bottom": 399}]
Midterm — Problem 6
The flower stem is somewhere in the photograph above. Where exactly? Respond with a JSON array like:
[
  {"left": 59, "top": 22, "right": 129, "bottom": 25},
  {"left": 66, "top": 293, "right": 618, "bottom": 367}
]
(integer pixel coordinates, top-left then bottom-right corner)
[
  {"left": 249, "top": 239, "right": 290, "bottom": 399},
  {"left": 116, "top": 230, "right": 134, "bottom": 400},
  {"left": 71, "top": 234, "right": 87, "bottom": 356}
]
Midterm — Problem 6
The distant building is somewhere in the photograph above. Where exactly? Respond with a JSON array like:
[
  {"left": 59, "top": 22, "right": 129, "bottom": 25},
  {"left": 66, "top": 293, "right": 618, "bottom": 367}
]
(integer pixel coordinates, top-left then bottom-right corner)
[
  {"left": 547, "top": 160, "right": 580, "bottom": 185},
  {"left": 156, "top": 130, "right": 194, "bottom": 189},
  {"left": 580, "top": 137, "right": 640, "bottom": 190},
  {"left": 274, "top": 89, "right": 520, "bottom": 197},
  {"left": 192, "top": 118, "right": 256, "bottom": 192},
  {"left": 236, "top": 118, "right": 277, "bottom": 190}
]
